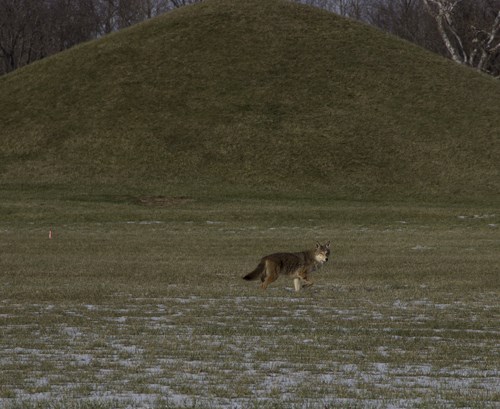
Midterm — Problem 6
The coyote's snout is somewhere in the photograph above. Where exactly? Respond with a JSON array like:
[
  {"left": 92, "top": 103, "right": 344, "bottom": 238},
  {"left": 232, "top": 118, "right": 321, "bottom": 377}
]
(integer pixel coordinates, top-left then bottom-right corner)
[{"left": 243, "top": 241, "right": 331, "bottom": 292}]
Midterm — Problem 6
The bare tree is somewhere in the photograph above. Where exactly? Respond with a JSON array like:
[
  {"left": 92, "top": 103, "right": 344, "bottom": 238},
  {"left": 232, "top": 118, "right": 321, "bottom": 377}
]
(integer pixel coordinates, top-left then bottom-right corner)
[
  {"left": 141, "top": 0, "right": 172, "bottom": 19},
  {"left": 48, "top": 0, "right": 99, "bottom": 51},
  {"left": 422, "top": 0, "right": 500, "bottom": 75},
  {"left": 169, "top": 0, "right": 202, "bottom": 8},
  {"left": 92, "top": 0, "right": 202, "bottom": 33},
  {"left": 1, "top": 0, "right": 498, "bottom": 77},
  {"left": 0, "top": 0, "right": 44, "bottom": 73},
  {"left": 296, "top": 0, "right": 368, "bottom": 19},
  {"left": 0, "top": 0, "right": 103, "bottom": 74},
  {"left": 0, "top": 0, "right": 207, "bottom": 75},
  {"left": 297, "top": 0, "right": 500, "bottom": 76}
]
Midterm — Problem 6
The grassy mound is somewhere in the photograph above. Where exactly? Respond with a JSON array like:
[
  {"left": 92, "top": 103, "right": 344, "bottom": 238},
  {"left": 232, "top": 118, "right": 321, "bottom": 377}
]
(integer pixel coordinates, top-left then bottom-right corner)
[{"left": 0, "top": 0, "right": 498, "bottom": 202}]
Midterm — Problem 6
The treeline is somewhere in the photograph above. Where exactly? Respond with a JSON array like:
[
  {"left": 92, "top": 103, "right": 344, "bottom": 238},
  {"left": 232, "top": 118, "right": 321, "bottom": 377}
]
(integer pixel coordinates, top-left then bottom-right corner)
[
  {"left": 0, "top": 0, "right": 198, "bottom": 74},
  {"left": 1, "top": 0, "right": 499, "bottom": 77},
  {"left": 301, "top": 0, "right": 500, "bottom": 77}
]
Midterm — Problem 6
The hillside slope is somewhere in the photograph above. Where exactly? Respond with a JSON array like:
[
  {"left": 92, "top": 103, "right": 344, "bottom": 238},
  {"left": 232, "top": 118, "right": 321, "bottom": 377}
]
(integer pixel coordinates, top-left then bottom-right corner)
[{"left": 0, "top": 0, "right": 499, "bottom": 201}]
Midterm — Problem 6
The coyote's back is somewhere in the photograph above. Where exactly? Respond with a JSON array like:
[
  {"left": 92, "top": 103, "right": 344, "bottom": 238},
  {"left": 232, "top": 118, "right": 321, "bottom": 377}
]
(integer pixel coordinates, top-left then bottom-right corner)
[{"left": 243, "top": 242, "right": 330, "bottom": 292}]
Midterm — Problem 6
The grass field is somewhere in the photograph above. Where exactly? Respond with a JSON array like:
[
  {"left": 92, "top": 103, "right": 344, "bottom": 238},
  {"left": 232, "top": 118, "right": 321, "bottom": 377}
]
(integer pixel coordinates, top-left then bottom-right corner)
[
  {"left": 1, "top": 0, "right": 499, "bottom": 407},
  {"left": 1, "top": 196, "right": 498, "bottom": 408}
]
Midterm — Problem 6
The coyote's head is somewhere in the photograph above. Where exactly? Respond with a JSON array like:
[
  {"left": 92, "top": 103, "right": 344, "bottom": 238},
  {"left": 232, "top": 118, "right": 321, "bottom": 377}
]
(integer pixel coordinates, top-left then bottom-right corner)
[{"left": 314, "top": 241, "right": 331, "bottom": 263}]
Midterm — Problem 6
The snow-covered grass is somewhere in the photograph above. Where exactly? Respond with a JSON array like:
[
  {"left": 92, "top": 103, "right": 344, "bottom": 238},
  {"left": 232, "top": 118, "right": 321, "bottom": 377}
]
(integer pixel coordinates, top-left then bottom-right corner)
[
  {"left": 1, "top": 291, "right": 498, "bottom": 408},
  {"left": 0, "top": 201, "right": 498, "bottom": 408}
]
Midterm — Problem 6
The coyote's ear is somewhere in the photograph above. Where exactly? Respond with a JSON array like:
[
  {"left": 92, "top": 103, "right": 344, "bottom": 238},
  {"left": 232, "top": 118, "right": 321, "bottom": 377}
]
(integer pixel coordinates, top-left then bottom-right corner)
[
  {"left": 325, "top": 241, "right": 330, "bottom": 248},
  {"left": 316, "top": 242, "right": 320, "bottom": 249}
]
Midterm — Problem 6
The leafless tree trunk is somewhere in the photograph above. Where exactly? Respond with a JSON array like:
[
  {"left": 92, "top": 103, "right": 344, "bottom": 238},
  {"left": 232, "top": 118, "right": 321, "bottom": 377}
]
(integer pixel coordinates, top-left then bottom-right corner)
[
  {"left": 472, "top": 7, "right": 500, "bottom": 74},
  {"left": 422, "top": 0, "right": 500, "bottom": 75},
  {"left": 422, "top": 0, "right": 466, "bottom": 62}
]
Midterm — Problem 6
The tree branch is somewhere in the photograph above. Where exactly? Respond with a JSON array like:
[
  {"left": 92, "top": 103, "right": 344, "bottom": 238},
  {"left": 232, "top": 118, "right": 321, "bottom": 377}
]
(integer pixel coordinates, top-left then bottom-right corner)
[{"left": 422, "top": 0, "right": 465, "bottom": 63}]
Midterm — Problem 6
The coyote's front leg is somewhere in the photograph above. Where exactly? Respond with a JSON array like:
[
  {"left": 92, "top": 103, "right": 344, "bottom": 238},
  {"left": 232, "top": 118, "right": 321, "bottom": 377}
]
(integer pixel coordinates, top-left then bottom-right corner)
[{"left": 293, "top": 277, "right": 313, "bottom": 292}]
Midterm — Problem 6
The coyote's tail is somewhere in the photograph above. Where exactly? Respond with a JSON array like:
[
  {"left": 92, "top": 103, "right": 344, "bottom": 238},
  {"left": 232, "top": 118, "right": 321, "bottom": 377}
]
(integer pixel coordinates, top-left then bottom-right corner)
[{"left": 243, "top": 261, "right": 265, "bottom": 281}]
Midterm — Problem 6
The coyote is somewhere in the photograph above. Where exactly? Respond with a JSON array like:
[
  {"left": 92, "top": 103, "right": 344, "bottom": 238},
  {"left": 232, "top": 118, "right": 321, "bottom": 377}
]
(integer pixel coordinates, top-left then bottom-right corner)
[{"left": 243, "top": 242, "right": 330, "bottom": 291}]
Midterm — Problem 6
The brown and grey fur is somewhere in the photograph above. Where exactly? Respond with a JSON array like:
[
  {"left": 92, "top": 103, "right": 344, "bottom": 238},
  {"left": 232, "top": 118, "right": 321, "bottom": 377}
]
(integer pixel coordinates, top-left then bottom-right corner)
[{"left": 243, "top": 242, "right": 330, "bottom": 291}]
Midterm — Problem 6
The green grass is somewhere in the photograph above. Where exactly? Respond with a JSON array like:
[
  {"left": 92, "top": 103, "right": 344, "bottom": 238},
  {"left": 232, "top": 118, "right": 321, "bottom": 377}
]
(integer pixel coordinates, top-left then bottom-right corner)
[
  {"left": 1, "top": 198, "right": 498, "bottom": 408},
  {"left": 0, "top": 0, "right": 499, "bottom": 202}
]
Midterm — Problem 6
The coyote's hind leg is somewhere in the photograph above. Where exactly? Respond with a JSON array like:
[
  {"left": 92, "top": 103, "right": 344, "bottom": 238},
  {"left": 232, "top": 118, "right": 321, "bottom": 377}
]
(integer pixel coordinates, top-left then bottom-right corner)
[{"left": 261, "top": 260, "right": 278, "bottom": 290}]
